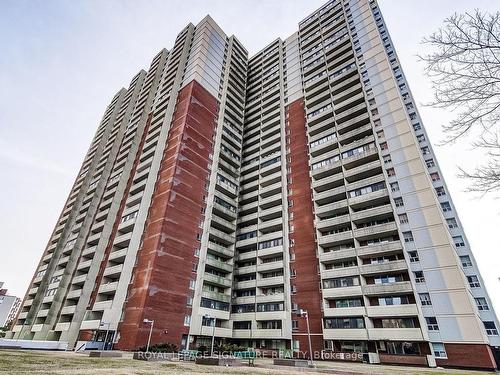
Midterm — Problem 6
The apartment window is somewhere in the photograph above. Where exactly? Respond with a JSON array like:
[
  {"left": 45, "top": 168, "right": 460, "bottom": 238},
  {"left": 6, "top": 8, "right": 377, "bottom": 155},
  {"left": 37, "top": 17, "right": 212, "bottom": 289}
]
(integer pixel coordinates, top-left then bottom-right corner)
[
  {"left": 369, "top": 98, "right": 376, "bottom": 106},
  {"left": 398, "top": 213, "right": 408, "bottom": 224},
  {"left": 484, "top": 321, "right": 499, "bottom": 336},
  {"left": 413, "top": 123, "right": 421, "bottom": 131},
  {"left": 403, "top": 231, "right": 414, "bottom": 243},
  {"left": 376, "top": 130, "right": 384, "bottom": 139},
  {"left": 36, "top": 270, "right": 46, "bottom": 278},
  {"left": 435, "top": 187, "right": 446, "bottom": 196},
  {"left": 421, "top": 146, "right": 430, "bottom": 155},
  {"left": 380, "top": 142, "right": 388, "bottom": 151},
  {"left": 394, "top": 197, "right": 404, "bottom": 207},
  {"left": 430, "top": 172, "right": 440, "bottom": 181},
  {"left": 426, "top": 317, "right": 439, "bottom": 331},
  {"left": 323, "top": 276, "right": 360, "bottom": 289},
  {"left": 292, "top": 320, "right": 299, "bottom": 330},
  {"left": 475, "top": 297, "right": 489, "bottom": 311},
  {"left": 189, "top": 279, "right": 196, "bottom": 290},
  {"left": 417, "top": 134, "right": 426, "bottom": 143},
  {"left": 374, "top": 119, "right": 382, "bottom": 127},
  {"left": 45, "top": 288, "right": 57, "bottom": 297},
  {"left": 441, "top": 202, "right": 452, "bottom": 212},
  {"left": 432, "top": 343, "right": 447, "bottom": 359},
  {"left": 324, "top": 317, "right": 365, "bottom": 329},
  {"left": 386, "top": 168, "right": 396, "bottom": 177},
  {"left": 186, "top": 296, "right": 193, "bottom": 306},
  {"left": 390, "top": 182, "right": 400, "bottom": 192},
  {"left": 467, "top": 275, "right": 480, "bottom": 288},
  {"left": 446, "top": 218, "right": 458, "bottom": 228},
  {"left": 50, "top": 276, "right": 61, "bottom": 284},
  {"left": 414, "top": 271, "right": 425, "bottom": 283},
  {"left": 383, "top": 154, "right": 392, "bottom": 164},
  {"left": 374, "top": 275, "right": 403, "bottom": 284},
  {"left": 381, "top": 318, "right": 416, "bottom": 328},
  {"left": 334, "top": 298, "right": 363, "bottom": 308},
  {"left": 460, "top": 255, "right": 472, "bottom": 268},
  {"left": 453, "top": 235, "right": 465, "bottom": 247},
  {"left": 425, "top": 159, "right": 435, "bottom": 168},
  {"left": 184, "top": 315, "right": 191, "bottom": 326},
  {"left": 378, "top": 296, "right": 409, "bottom": 306},
  {"left": 419, "top": 293, "right": 432, "bottom": 306},
  {"left": 408, "top": 251, "right": 419, "bottom": 262}
]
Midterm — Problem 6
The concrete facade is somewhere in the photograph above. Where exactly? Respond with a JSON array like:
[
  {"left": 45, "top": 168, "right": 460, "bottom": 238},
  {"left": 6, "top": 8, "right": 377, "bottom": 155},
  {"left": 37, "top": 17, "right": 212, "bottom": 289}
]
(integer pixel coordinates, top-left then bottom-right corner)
[{"left": 8, "top": 1, "right": 500, "bottom": 370}]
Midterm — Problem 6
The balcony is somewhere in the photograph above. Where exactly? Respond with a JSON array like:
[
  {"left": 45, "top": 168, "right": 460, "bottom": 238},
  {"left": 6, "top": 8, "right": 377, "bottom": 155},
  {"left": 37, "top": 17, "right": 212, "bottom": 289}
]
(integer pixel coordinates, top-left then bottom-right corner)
[
  {"left": 98, "top": 281, "right": 119, "bottom": 294},
  {"left": 366, "top": 304, "right": 419, "bottom": 318},
  {"left": 66, "top": 289, "right": 83, "bottom": 299},
  {"left": 93, "top": 300, "right": 113, "bottom": 311},
  {"left": 55, "top": 322, "right": 71, "bottom": 331},
  {"left": 77, "top": 259, "right": 92, "bottom": 271},
  {"left": 204, "top": 273, "right": 232, "bottom": 288},
  {"left": 251, "top": 329, "right": 285, "bottom": 339},
  {"left": 257, "top": 276, "right": 284, "bottom": 287},
  {"left": 350, "top": 204, "right": 393, "bottom": 222},
  {"left": 359, "top": 260, "right": 408, "bottom": 275},
  {"left": 319, "top": 248, "right": 356, "bottom": 263},
  {"left": 321, "top": 266, "right": 359, "bottom": 279},
  {"left": 206, "top": 258, "right": 233, "bottom": 273},
  {"left": 368, "top": 328, "right": 423, "bottom": 341},
  {"left": 315, "top": 199, "right": 348, "bottom": 219},
  {"left": 258, "top": 260, "right": 284, "bottom": 273},
  {"left": 323, "top": 329, "right": 368, "bottom": 340},
  {"left": 61, "top": 305, "right": 77, "bottom": 315},
  {"left": 353, "top": 222, "right": 398, "bottom": 240},
  {"left": 200, "top": 326, "right": 232, "bottom": 338},
  {"left": 201, "top": 291, "right": 231, "bottom": 303},
  {"left": 207, "top": 242, "right": 234, "bottom": 258},
  {"left": 210, "top": 228, "right": 235, "bottom": 245},
  {"left": 80, "top": 319, "right": 101, "bottom": 330},
  {"left": 316, "top": 214, "right": 350, "bottom": 231},
  {"left": 108, "top": 248, "right": 128, "bottom": 262},
  {"left": 356, "top": 241, "right": 403, "bottom": 257},
  {"left": 362, "top": 281, "right": 413, "bottom": 296},
  {"left": 323, "top": 306, "right": 366, "bottom": 317},
  {"left": 322, "top": 286, "right": 362, "bottom": 299},
  {"left": 317, "top": 231, "right": 353, "bottom": 247},
  {"left": 103, "top": 264, "right": 123, "bottom": 277}
]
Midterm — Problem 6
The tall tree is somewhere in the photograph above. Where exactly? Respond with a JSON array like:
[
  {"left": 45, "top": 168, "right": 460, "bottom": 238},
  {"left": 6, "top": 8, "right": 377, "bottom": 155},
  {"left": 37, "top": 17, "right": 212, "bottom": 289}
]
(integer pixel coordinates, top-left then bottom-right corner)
[{"left": 421, "top": 10, "right": 500, "bottom": 194}]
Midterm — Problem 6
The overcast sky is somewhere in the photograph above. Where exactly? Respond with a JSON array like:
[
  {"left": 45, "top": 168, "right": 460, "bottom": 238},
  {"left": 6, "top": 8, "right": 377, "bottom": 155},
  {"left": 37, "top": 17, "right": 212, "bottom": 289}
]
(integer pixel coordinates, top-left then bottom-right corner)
[{"left": 1, "top": 0, "right": 499, "bottom": 314}]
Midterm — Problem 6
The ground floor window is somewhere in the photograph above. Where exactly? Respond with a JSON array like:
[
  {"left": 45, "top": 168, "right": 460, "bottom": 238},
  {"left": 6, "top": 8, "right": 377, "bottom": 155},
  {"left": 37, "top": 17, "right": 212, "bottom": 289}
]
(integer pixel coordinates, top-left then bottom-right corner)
[
  {"left": 431, "top": 342, "right": 447, "bottom": 358},
  {"left": 385, "top": 341, "right": 420, "bottom": 355}
]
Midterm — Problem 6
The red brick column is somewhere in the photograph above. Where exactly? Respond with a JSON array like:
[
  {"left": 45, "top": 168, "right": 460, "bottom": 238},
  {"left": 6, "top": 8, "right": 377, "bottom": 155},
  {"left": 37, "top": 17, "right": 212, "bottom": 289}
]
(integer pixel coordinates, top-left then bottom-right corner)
[
  {"left": 285, "top": 98, "right": 324, "bottom": 358},
  {"left": 115, "top": 81, "right": 218, "bottom": 350}
]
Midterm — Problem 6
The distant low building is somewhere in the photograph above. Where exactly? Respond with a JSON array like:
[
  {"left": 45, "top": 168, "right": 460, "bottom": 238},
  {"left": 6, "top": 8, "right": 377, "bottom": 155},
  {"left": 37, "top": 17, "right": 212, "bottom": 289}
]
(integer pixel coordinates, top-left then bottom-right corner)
[{"left": 0, "top": 282, "right": 21, "bottom": 328}]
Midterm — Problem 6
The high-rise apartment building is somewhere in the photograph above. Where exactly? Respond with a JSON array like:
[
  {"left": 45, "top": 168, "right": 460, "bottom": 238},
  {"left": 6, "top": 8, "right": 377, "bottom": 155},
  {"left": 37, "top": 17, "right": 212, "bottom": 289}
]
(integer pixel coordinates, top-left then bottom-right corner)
[
  {"left": 7, "top": 0, "right": 499, "bottom": 369},
  {"left": 0, "top": 283, "right": 21, "bottom": 328}
]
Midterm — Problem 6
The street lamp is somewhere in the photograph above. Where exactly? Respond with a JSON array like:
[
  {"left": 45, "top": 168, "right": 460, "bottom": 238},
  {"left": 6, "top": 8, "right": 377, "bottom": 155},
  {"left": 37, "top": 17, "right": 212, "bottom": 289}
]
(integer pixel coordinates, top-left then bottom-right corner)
[
  {"left": 143, "top": 319, "right": 154, "bottom": 352},
  {"left": 298, "top": 309, "right": 314, "bottom": 366},
  {"left": 204, "top": 314, "right": 216, "bottom": 357}
]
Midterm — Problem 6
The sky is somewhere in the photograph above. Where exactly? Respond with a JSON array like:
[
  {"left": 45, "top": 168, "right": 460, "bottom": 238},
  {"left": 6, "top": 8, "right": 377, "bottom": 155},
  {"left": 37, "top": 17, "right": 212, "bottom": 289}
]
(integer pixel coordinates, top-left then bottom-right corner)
[{"left": 0, "top": 0, "right": 499, "bottom": 314}]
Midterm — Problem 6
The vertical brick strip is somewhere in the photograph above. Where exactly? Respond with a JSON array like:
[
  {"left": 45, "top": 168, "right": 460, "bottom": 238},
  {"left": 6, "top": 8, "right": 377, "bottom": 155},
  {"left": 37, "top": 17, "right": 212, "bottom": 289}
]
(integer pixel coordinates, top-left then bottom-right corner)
[
  {"left": 286, "top": 98, "right": 324, "bottom": 357},
  {"left": 116, "top": 81, "right": 218, "bottom": 350}
]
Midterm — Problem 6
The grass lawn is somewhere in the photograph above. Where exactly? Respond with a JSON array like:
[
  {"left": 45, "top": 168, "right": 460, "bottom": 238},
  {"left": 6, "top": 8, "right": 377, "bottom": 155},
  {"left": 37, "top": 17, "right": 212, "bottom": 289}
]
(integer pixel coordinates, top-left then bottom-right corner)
[{"left": 0, "top": 350, "right": 494, "bottom": 375}]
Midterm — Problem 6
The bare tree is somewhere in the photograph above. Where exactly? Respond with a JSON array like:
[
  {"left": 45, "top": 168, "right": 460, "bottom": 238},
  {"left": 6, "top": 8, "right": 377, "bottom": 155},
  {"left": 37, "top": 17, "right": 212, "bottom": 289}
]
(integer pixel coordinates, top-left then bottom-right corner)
[{"left": 420, "top": 10, "right": 500, "bottom": 195}]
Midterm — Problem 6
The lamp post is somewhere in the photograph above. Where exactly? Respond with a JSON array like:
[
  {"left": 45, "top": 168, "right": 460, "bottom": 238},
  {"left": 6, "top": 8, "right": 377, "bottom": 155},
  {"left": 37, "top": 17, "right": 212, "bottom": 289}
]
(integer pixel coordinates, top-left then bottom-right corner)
[
  {"left": 299, "top": 309, "right": 314, "bottom": 366},
  {"left": 143, "top": 319, "right": 154, "bottom": 352},
  {"left": 204, "top": 314, "right": 216, "bottom": 357}
]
